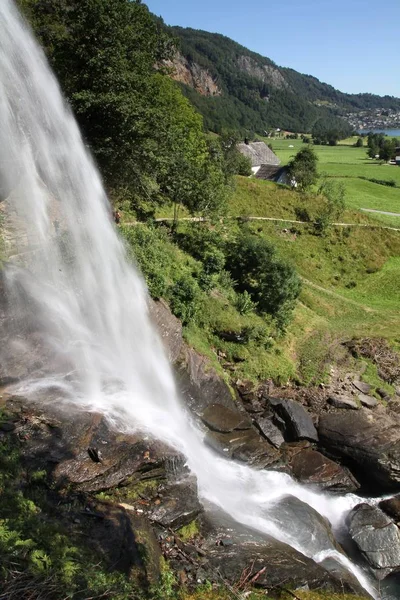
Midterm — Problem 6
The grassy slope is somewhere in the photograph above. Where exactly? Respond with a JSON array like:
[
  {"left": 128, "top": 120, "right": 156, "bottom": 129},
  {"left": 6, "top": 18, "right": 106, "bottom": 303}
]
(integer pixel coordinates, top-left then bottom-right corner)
[
  {"left": 122, "top": 173, "right": 400, "bottom": 385},
  {"left": 230, "top": 177, "right": 400, "bottom": 383},
  {"left": 267, "top": 137, "right": 400, "bottom": 226}
]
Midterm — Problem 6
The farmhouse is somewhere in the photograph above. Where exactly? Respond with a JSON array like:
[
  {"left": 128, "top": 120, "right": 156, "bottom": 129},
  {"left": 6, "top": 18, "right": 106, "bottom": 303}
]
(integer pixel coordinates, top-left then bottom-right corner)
[
  {"left": 237, "top": 140, "right": 280, "bottom": 175},
  {"left": 255, "top": 164, "right": 292, "bottom": 185}
]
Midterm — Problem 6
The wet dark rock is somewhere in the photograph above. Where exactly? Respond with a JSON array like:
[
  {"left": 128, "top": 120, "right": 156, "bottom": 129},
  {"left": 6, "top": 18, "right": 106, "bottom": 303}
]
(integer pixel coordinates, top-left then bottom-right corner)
[
  {"left": 204, "top": 428, "right": 281, "bottom": 468},
  {"left": 269, "top": 495, "right": 342, "bottom": 555},
  {"left": 318, "top": 410, "right": 400, "bottom": 491},
  {"left": 379, "top": 495, "right": 400, "bottom": 522},
  {"left": 287, "top": 448, "right": 360, "bottom": 493},
  {"left": 175, "top": 345, "right": 237, "bottom": 415},
  {"left": 200, "top": 512, "right": 370, "bottom": 596},
  {"left": 83, "top": 501, "right": 162, "bottom": 585},
  {"left": 268, "top": 398, "right": 319, "bottom": 442},
  {"left": 147, "top": 477, "right": 202, "bottom": 529},
  {"left": 254, "top": 415, "right": 285, "bottom": 448},
  {"left": 201, "top": 403, "right": 251, "bottom": 433},
  {"left": 347, "top": 503, "right": 400, "bottom": 580},
  {"left": 358, "top": 394, "right": 378, "bottom": 408},
  {"left": 353, "top": 381, "right": 372, "bottom": 394},
  {"left": 149, "top": 298, "right": 182, "bottom": 364},
  {"left": 328, "top": 393, "right": 359, "bottom": 410}
]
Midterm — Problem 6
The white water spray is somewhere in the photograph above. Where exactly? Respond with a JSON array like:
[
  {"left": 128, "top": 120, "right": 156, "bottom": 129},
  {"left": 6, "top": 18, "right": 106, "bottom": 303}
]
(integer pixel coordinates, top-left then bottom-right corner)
[{"left": 0, "top": 2, "right": 376, "bottom": 597}]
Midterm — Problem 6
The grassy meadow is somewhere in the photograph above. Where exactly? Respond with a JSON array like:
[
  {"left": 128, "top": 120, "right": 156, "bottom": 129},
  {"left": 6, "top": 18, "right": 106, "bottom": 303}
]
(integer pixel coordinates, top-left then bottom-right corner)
[
  {"left": 267, "top": 136, "right": 400, "bottom": 226},
  {"left": 122, "top": 136, "right": 400, "bottom": 387}
]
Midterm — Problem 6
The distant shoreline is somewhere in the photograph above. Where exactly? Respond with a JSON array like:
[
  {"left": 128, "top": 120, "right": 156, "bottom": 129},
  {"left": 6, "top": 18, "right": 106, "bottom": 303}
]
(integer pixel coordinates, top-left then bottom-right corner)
[{"left": 358, "top": 128, "right": 400, "bottom": 136}]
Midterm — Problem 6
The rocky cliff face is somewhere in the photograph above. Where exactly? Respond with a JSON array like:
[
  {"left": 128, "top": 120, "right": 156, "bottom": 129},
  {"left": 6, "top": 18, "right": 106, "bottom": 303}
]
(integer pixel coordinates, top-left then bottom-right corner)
[
  {"left": 165, "top": 53, "right": 221, "bottom": 97},
  {"left": 237, "top": 54, "right": 289, "bottom": 91}
]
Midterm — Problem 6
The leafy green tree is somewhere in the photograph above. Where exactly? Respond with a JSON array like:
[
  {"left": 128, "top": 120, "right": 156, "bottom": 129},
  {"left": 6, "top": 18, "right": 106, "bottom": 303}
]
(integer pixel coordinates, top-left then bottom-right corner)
[
  {"left": 288, "top": 146, "right": 318, "bottom": 191},
  {"left": 19, "top": 0, "right": 228, "bottom": 219},
  {"left": 355, "top": 137, "right": 363, "bottom": 147},
  {"left": 226, "top": 232, "right": 301, "bottom": 328},
  {"left": 315, "top": 178, "right": 346, "bottom": 234},
  {"left": 380, "top": 139, "right": 397, "bottom": 162}
]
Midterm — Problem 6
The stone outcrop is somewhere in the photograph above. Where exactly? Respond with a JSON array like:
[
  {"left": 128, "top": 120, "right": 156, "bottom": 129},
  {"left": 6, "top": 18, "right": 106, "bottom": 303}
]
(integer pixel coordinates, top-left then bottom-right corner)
[
  {"left": 199, "top": 511, "right": 369, "bottom": 597},
  {"left": 347, "top": 504, "right": 400, "bottom": 580},
  {"left": 175, "top": 345, "right": 237, "bottom": 415},
  {"left": 165, "top": 53, "right": 221, "bottom": 97},
  {"left": 328, "top": 393, "right": 359, "bottom": 410},
  {"left": 236, "top": 55, "right": 288, "bottom": 91},
  {"left": 268, "top": 397, "right": 319, "bottom": 442},
  {"left": 149, "top": 298, "right": 182, "bottom": 363},
  {"left": 318, "top": 409, "right": 400, "bottom": 491},
  {"left": 285, "top": 446, "right": 360, "bottom": 493},
  {"left": 201, "top": 403, "right": 251, "bottom": 433}
]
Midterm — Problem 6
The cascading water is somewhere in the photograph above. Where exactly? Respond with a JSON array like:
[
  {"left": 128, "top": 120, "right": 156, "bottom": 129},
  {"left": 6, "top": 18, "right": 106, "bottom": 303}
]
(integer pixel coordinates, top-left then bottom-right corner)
[{"left": 0, "top": 2, "right": 379, "bottom": 597}]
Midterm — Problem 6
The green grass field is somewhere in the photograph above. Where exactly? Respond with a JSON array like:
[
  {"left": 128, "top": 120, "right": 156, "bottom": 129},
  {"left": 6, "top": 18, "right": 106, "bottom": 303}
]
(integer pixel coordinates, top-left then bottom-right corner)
[
  {"left": 227, "top": 178, "right": 400, "bottom": 383},
  {"left": 265, "top": 137, "right": 400, "bottom": 226}
]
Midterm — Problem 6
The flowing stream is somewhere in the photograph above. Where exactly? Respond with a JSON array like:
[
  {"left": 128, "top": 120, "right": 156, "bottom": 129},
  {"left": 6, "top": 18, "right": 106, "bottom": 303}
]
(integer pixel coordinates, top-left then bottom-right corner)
[{"left": 0, "top": 2, "right": 378, "bottom": 597}]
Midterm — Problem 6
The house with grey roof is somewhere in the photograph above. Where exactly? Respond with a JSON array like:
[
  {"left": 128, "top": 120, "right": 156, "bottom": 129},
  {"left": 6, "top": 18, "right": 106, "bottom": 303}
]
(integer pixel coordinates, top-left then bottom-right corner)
[
  {"left": 255, "top": 164, "right": 296, "bottom": 187},
  {"left": 237, "top": 141, "right": 280, "bottom": 171}
]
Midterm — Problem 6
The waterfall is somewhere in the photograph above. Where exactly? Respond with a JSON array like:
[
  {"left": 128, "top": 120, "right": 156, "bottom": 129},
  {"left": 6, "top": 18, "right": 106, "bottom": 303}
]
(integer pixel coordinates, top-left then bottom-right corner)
[{"left": 0, "top": 1, "right": 376, "bottom": 596}]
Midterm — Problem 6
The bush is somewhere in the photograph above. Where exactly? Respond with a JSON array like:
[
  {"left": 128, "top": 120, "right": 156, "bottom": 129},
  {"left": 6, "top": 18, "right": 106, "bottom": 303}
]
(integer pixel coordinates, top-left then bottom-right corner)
[
  {"left": 235, "top": 290, "right": 256, "bottom": 315},
  {"left": 168, "top": 275, "right": 202, "bottom": 325},
  {"left": 175, "top": 224, "right": 225, "bottom": 266},
  {"left": 226, "top": 232, "right": 301, "bottom": 328}
]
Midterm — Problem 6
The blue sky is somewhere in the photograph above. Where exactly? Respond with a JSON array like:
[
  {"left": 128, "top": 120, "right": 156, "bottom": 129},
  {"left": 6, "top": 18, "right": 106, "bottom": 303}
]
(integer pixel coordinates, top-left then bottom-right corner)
[{"left": 146, "top": 0, "right": 399, "bottom": 97}]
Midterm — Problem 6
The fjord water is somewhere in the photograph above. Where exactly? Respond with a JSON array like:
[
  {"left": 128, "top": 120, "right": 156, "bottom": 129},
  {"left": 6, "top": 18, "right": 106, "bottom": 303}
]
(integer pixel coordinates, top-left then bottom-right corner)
[{"left": 0, "top": 1, "right": 376, "bottom": 596}]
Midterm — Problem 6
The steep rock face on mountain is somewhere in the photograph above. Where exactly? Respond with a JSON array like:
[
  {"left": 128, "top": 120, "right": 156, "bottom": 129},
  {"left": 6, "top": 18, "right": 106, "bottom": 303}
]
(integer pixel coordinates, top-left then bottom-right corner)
[
  {"left": 165, "top": 53, "right": 221, "bottom": 97},
  {"left": 170, "top": 26, "right": 400, "bottom": 135},
  {"left": 236, "top": 54, "right": 288, "bottom": 91}
]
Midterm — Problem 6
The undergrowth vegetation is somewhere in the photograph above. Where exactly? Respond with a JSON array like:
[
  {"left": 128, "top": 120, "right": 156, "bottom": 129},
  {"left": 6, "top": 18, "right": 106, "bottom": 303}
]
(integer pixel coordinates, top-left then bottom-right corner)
[{"left": 121, "top": 175, "right": 400, "bottom": 386}]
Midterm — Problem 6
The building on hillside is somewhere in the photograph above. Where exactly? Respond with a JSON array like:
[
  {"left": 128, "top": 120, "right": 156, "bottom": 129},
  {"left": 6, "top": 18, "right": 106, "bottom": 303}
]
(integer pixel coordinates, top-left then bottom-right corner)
[
  {"left": 237, "top": 141, "right": 281, "bottom": 174},
  {"left": 255, "top": 164, "right": 296, "bottom": 187},
  {"left": 395, "top": 147, "right": 400, "bottom": 166}
]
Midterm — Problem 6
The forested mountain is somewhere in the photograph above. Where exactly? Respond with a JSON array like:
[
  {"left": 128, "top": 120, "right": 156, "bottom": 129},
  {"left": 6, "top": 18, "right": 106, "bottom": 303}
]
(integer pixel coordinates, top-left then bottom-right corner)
[{"left": 170, "top": 27, "right": 400, "bottom": 136}]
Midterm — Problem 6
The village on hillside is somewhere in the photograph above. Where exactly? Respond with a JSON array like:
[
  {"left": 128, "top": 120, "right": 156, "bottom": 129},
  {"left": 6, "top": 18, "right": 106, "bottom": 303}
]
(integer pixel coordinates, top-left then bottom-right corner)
[{"left": 346, "top": 108, "right": 400, "bottom": 131}]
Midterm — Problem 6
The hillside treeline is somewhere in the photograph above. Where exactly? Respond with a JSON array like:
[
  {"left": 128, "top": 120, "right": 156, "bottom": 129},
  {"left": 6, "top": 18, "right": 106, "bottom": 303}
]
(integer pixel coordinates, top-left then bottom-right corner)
[
  {"left": 172, "top": 27, "right": 400, "bottom": 137},
  {"left": 17, "top": 0, "right": 239, "bottom": 219}
]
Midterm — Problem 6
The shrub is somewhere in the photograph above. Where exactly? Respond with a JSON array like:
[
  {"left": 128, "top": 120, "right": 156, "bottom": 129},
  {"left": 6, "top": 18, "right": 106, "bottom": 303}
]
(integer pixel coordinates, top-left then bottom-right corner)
[
  {"left": 168, "top": 275, "right": 202, "bottom": 324},
  {"left": 226, "top": 232, "right": 301, "bottom": 328},
  {"left": 235, "top": 291, "right": 256, "bottom": 315}
]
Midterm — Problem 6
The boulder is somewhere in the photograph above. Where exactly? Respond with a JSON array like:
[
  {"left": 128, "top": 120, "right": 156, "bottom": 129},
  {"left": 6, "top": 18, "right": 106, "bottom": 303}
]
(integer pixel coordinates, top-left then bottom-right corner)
[
  {"left": 268, "top": 398, "right": 319, "bottom": 442},
  {"left": 318, "top": 410, "right": 400, "bottom": 491},
  {"left": 175, "top": 345, "right": 237, "bottom": 415},
  {"left": 254, "top": 415, "right": 285, "bottom": 448},
  {"left": 287, "top": 448, "right": 360, "bottom": 493},
  {"left": 267, "top": 495, "right": 342, "bottom": 556},
  {"left": 201, "top": 403, "right": 251, "bottom": 433},
  {"left": 353, "top": 381, "right": 372, "bottom": 394},
  {"left": 148, "top": 298, "right": 182, "bottom": 364},
  {"left": 328, "top": 393, "right": 359, "bottom": 410},
  {"left": 358, "top": 394, "right": 378, "bottom": 408},
  {"left": 204, "top": 428, "right": 281, "bottom": 468},
  {"left": 199, "top": 511, "right": 370, "bottom": 597},
  {"left": 379, "top": 495, "right": 400, "bottom": 522},
  {"left": 81, "top": 502, "right": 162, "bottom": 585},
  {"left": 147, "top": 477, "right": 202, "bottom": 529},
  {"left": 347, "top": 504, "right": 400, "bottom": 580}
]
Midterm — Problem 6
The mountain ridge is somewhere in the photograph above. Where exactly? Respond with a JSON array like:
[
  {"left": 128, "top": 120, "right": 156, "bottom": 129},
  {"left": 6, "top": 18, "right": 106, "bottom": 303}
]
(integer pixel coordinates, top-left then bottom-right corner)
[{"left": 169, "top": 26, "right": 400, "bottom": 135}]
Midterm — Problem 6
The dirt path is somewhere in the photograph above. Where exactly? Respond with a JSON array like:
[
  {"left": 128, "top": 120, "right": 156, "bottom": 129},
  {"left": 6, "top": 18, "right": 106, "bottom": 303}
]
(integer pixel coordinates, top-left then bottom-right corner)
[
  {"left": 122, "top": 215, "right": 400, "bottom": 232},
  {"left": 361, "top": 208, "right": 400, "bottom": 218},
  {"left": 300, "top": 277, "right": 376, "bottom": 312}
]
